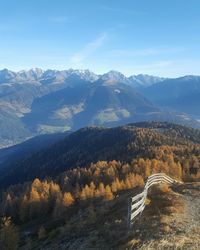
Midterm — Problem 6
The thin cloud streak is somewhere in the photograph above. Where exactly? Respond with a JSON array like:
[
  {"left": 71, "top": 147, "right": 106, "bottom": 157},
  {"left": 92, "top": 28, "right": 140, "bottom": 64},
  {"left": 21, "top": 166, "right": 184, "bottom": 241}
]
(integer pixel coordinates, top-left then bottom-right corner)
[{"left": 70, "top": 33, "right": 107, "bottom": 64}]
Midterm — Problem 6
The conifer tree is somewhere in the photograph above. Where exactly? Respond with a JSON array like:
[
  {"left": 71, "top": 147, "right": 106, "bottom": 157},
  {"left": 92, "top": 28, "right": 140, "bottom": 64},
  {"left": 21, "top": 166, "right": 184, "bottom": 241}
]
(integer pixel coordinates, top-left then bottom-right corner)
[
  {"left": 80, "top": 189, "right": 87, "bottom": 200},
  {"left": 20, "top": 195, "right": 29, "bottom": 222},
  {"left": 98, "top": 183, "right": 105, "bottom": 196},
  {"left": 38, "top": 226, "right": 46, "bottom": 239},
  {"left": 105, "top": 185, "right": 114, "bottom": 200},
  {"left": 62, "top": 192, "right": 74, "bottom": 207},
  {"left": 111, "top": 181, "right": 117, "bottom": 193},
  {"left": 0, "top": 217, "right": 19, "bottom": 250}
]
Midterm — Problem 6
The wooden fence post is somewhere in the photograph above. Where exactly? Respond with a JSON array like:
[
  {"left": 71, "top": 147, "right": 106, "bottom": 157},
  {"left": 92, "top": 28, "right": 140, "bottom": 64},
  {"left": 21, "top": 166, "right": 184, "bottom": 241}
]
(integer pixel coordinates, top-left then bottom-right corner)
[{"left": 127, "top": 197, "right": 132, "bottom": 230}]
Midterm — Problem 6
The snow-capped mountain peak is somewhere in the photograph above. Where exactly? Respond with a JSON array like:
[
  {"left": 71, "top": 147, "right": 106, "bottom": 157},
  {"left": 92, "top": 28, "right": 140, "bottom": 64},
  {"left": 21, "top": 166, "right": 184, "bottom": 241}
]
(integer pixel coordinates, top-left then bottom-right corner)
[{"left": 101, "top": 70, "right": 128, "bottom": 83}]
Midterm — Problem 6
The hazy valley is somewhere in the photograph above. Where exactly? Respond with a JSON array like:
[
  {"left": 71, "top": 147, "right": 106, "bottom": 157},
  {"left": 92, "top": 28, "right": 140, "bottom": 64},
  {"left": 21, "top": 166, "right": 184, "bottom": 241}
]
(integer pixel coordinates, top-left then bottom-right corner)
[{"left": 1, "top": 68, "right": 200, "bottom": 149}]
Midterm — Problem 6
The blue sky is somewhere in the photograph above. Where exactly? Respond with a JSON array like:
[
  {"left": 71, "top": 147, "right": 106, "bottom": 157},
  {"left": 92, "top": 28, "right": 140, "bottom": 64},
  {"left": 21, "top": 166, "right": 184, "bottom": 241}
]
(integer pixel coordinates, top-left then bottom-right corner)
[{"left": 1, "top": 0, "right": 200, "bottom": 77}]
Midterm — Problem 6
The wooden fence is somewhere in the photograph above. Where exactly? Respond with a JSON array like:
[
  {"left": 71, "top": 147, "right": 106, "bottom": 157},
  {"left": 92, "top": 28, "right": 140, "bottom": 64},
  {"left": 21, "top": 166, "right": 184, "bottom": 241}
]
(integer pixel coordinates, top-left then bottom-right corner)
[{"left": 127, "top": 173, "right": 179, "bottom": 229}]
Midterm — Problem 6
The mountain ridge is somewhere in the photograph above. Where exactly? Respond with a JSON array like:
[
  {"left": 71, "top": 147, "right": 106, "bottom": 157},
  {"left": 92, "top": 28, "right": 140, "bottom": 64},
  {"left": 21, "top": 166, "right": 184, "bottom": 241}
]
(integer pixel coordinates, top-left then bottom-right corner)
[
  {"left": 1, "top": 68, "right": 200, "bottom": 148},
  {"left": 0, "top": 68, "right": 164, "bottom": 86},
  {"left": 141, "top": 75, "right": 200, "bottom": 117},
  {"left": 1, "top": 121, "right": 200, "bottom": 188}
]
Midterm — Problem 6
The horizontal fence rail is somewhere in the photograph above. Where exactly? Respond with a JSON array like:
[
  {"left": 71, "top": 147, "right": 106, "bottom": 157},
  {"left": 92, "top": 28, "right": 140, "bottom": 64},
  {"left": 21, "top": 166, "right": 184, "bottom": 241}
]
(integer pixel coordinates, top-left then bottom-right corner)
[{"left": 127, "top": 173, "right": 180, "bottom": 229}]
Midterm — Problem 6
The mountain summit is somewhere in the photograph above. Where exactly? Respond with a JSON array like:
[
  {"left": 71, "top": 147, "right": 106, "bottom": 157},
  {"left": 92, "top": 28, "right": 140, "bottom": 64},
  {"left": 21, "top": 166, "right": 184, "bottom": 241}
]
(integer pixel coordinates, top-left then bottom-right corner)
[{"left": 0, "top": 68, "right": 164, "bottom": 87}]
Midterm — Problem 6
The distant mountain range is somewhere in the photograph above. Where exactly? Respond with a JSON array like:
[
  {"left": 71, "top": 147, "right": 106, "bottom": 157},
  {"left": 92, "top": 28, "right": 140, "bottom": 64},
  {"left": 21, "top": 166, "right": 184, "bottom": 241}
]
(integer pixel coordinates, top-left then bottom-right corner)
[
  {"left": 140, "top": 76, "right": 200, "bottom": 117},
  {"left": 0, "top": 68, "right": 200, "bottom": 148},
  {"left": 0, "top": 68, "right": 163, "bottom": 86}
]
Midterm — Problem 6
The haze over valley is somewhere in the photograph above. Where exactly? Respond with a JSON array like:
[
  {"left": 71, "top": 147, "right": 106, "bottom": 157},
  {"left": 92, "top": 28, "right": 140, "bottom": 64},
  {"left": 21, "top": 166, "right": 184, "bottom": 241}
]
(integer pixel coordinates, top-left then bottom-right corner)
[{"left": 1, "top": 68, "right": 200, "bottom": 148}]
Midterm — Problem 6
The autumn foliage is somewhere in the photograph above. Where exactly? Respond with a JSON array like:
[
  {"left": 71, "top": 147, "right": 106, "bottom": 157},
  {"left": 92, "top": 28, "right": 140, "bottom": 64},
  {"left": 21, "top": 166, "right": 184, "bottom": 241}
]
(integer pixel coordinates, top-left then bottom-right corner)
[{"left": 0, "top": 151, "right": 187, "bottom": 224}]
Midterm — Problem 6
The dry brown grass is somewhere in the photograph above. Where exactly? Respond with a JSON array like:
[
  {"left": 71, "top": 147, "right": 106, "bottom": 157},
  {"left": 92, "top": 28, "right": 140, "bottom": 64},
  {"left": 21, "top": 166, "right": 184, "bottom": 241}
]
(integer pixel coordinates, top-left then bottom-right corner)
[
  {"left": 145, "top": 198, "right": 151, "bottom": 206},
  {"left": 125, "top": 183, "right": 200, "bottom": 250},
  {"left": 159, "top": 183, "right": 172, "bottom": 193},
  {"left": 190, "top": 225, "right": 200, "bottom": 234},
  {"left": 161, "top": 225, "right": 172, "bottom": 234},
  {"left": 148, "top": 183, "right": 185, "bottom": 216},
  {"left": 139, "top": 235, "right": 200, "bottom": 250},
  {"left": 126, "top": 238, "right": 141, "bottom": 249},
  {"left": 159, "top": 215, "right": 171, "bottom": 224}
]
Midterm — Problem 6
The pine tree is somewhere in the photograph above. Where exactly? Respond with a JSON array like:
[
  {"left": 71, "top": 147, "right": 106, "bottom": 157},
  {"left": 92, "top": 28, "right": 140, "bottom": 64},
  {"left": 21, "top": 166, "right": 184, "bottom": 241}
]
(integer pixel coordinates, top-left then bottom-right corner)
[
  {"left": 111, "top": 181, "right": 117, "bottom": 193},
  {"left": 94, "top": 189, "right": 100, "bottom": 197},
  {"left": 0, "top": 217, "right": 19, "bottom": 250},
  {"left": 115, "top": 178, "right": 122, "bottom": 190},
  {"left": 29, "top": 187, "right": 41, "bottom": 219},
  {"left": 38, "top": 226, "right": 46, "bottom": 239},
  {"left": 53, "top": 197, "right": 63, "bottom": 218},
  {"left": 20, "top": 195, "right": 29, "bottom": 222},
  {"left": 84, "top": 184, "right": 92, "bottom": 198},
  {"left": 105, "top": 185, "right": 114, "bottom": 200},
  {"left": 62, "top": 192, "right": 74, "bottom": 207},
  {"left": 135, "top": 174, "right": 144, "bottom": 187},
  {"left": 175, "top": 162, "right": 182, "bottom": 180},
  {"left": 4, "top": 194, "right": 13, "bottom": 216},
  {"left": 98, "top": 183, "right": 105, "bottom": 196},
  {"left": 79, "top": 189, "right": 87, "bottom": 200},
  {"left": 29, "top": 187, "right": 40, "bottom": 202},
  {"left": 49, "top": 181, "right": 62, "bottom": 210},
  {"left": 32, "top": 178, "right": 42, "bottom": 189},
  {"left": 145, "top": 163, "right": 151, "bottom": 177},
  {"left": 124, "top": 176, "right": 132, "bottom": 189}
]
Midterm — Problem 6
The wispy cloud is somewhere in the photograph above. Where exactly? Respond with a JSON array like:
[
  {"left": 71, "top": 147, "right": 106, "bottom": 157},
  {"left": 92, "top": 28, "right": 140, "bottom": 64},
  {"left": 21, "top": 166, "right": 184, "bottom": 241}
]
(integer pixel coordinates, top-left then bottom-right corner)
[
  {"left": 70, "top": 33, "right": 107, "bottom": 65},
  {"left": 107, "top": 48, "right": 157, "bottom": 57}
]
